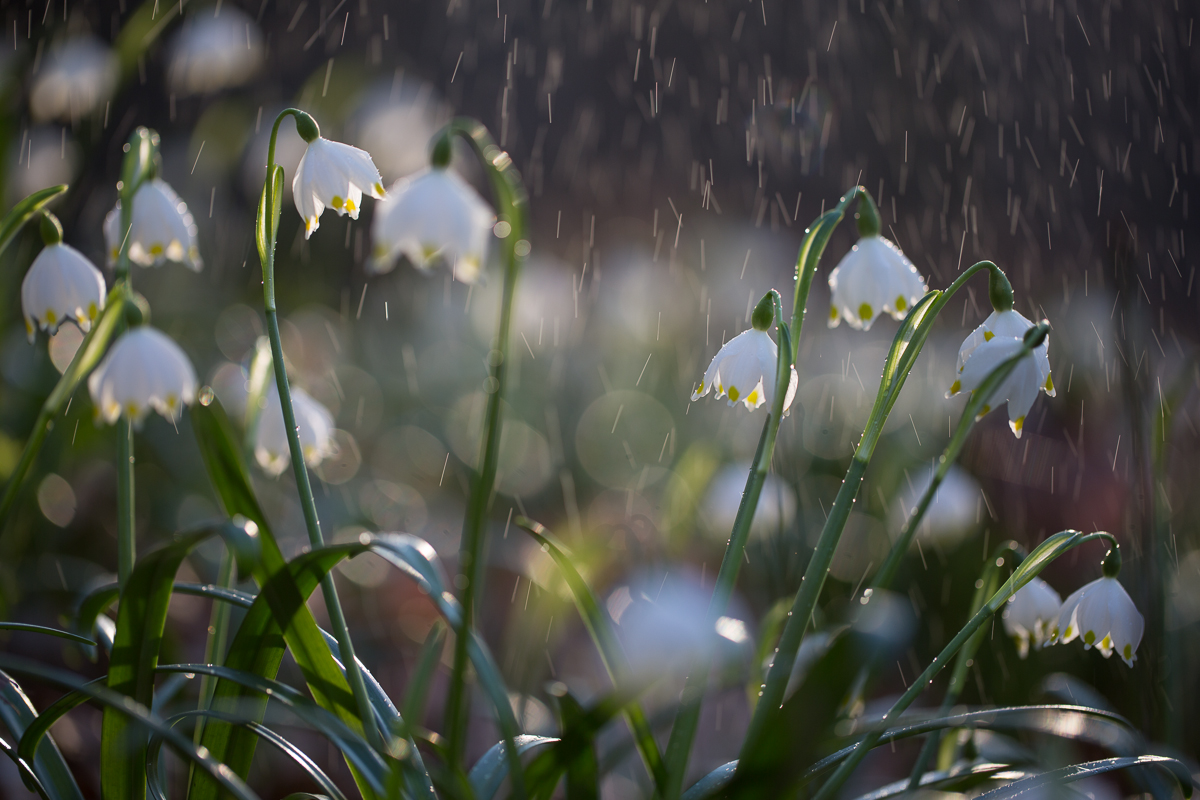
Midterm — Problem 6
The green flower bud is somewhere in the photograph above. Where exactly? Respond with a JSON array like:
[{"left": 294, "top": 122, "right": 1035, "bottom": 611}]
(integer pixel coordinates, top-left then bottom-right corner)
[
  {"left": 751, "top": 292, "right": 775, "bottom": 331},
  {"left": 40, "top": 212, "right": 63, "bottom": 246},
  {"left": 294, "top": 111, "right": 321, "bottom": 143},
  {"left": 855, "top": 191, "right": 882, "bottom": 238},
  {"left": 988, "top": 266, "right": 1015, "bottom": 312}
]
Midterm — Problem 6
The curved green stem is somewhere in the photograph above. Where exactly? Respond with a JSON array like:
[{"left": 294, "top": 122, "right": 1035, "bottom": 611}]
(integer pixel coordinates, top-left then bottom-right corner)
[
  {"left": 905, "top": 539, "right": 1024, "bottom": 787},
  {"left": 739, "top": 259, "right": 1011, "bottom": 764},
  {"left": 259, "top": 109, "right": 382, "bottom": 753},
  {"left": 810, "top": 531, "right": 1117, "bottom": 800},
  {"left": 662, "top": 292, "right": 791, "bottom": 799},
  {"left": 441, "top": 117, "right": 530, "bottom": 770}
]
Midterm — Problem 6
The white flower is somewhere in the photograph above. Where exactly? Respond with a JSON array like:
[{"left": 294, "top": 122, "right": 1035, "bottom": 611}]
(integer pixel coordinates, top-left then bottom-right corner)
[
  {"left": 255, "top": 384, "right": 336, "bottom": 477},
  {"left": 21, "top": 243, "right": 106, "bottom": 341},
  {"left": 369, "top": 168, "right": 494, "bottom": 282},
  {"left": 104, "top": 179, "right": 202, "bottom": 270},
  {"left": 701, "top": 462, "right": 797, "bottom": 540},
  {"left": 353, "top": 83, "right": 445, "bottom": 182},
  {"left": 88, "top": 327, "right": 198, "bottom": 425},
  {"left": 30, "top": 37, "right": 118, "bottom": 122},
  {"left": 828, "top": 236, "right": 928, "bottom": 330},
  {"left": 10, "top": 126, "right": 79, "bottom": 203},
  {"left": 167, "top": 7, "right": 263, "bottom": 95},
  {"left": 891, "top": 465, "right": 981, "bottom": 547},
  {"left": 691, "top": 328, "right": 798, "bottom": 412},
  {"left": 1003, "top": 577, "right": 1062, "bottom": 658},
  {"left": 1051, "top": 576, "right": 1144, "bottom": 667},
  {"left": 949, "top": 309, "right": 1054, "bottom": 438},
  {"left": 292, "top": 137, "right": 385, "bottom": 238}
]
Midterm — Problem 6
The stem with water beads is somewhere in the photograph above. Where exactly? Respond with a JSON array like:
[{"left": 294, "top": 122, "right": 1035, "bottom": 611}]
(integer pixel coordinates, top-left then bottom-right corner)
[
  {"left": 259, "top": 108, "right": 382, "bottom": 751},
  {"left": 437, "top": 118, "right": 531, "bottom": 770}
]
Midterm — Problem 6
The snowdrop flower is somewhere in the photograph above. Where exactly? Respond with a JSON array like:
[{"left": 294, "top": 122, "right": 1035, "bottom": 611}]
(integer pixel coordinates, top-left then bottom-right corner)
[
  {"left": 30, "top": 37, "right": 118, "bottom": 122},
  {"left": 827, "top": 236, "right": 927, "bottom": 331},
  {"left": 104, "top": 179, "right": 202, "bottom": 270},
  {"left": 88, "top": 327, "right": 198, "bottom": 425},
  {"left": 1051, "top": 573, "right": 1144, "bottom": 667},
  {"left": 370, "top": 167, "right": 494, "bottom": 282},
  {"left": 167, "top": 6, "right": 263, "bottom": 95},
  {"left": 949, "top": 310, "right": 1054, "bottom": 437},
  {"left": 353, "top": 82, "right": 445, "bottom": 181},
  {"left": 21, "top": 215, "right": 106, "bottom": 341},
  {"left": 691, "top": 298, "right": 798, "bottom": 412},
  {"left": 292, "top": 119, "right": 385, "bottom": 238},
  {"left": 701, "top": 462, "right": 796, "bottom": 540},
  {"left": 1003, "top": 577, "right": 1062, "bottom": 658},
  {"left": 255, "top": 383, "right": 336, "bottom": 477}
]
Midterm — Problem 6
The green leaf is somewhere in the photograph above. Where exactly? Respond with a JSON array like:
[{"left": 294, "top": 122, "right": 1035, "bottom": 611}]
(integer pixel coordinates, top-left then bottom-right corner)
[
  {"left": 0, "top": 185, "right": 66, "bottom": 257},
  {"left": 149, "top": 709, "right": 348, "bottom": 800},
  {"left": 0, "top": 654, "right": 260, "bottom": 800},
  {"left": 0, "top": 623, "right": 94, "bottom": 646},
  {"left": 559, "top": 693, "right": 600, "bottom": 800},
  {"left": 189, "top": 400, "right": 382, "bottom": 800},
  {"left": 681, "top": 761, "right": 736, "bottom": 800},
  {"left": 516, "top": 518, "right": 667, "bottom": 795},
  {"left": 402, "top": 621, "right": 446, "bottom": 734},
  {"left": 853, "top": 762, "right": 1025, "bottom": 800},
  {"left": 973, "top": 756, "right": 1193, "bottom": 800},
  {"left": 157, "top": 664, "right": 389, "bottom": 795},
  {"left": 0, "top": 670, "right": 84, "bottom": 800},
  {"left": 255, "top": 164, "right": 283, "bottom": 273},
  {"left": 469, "top": 735, "right": 559, "bottom": 800},
  {"left": 101, "top": 523, "right": 256, "bottom": 800}
]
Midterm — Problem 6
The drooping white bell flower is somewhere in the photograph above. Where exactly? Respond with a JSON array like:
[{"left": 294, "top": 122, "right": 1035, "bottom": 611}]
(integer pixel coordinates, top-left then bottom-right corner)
[
  {"left": 21, "top": 243, "right": 106, "bottom": 341},
  {"left": 701, "top": 462, "right": 797, "bottom": 540},
  {"left": 103, "top": 179, "right": 202, "bottom": 270},
  {"left": 691, "top": 328, "right": 798, "bottom": 412},
  {"left": 951, "top": 309, "right": 1053, "bottom": 395},
  {"left": 827, "top": 236, "right": 928, "bottom": 331},
  {"left": 167, "top": 6, "right": 263, "bottom": 95},
  {"left": 88, "top": 327, "right": 198, "bottom": 425},
  {"left": 949, "top": 316, "right": 1053, "bottom": 438},
  {"left": 369, "top": 168, "right": 495, "bottom": 282},
  {"left": 1002, "top": 577, "right": 1062, "bottom": 658},
  {"left": 30, "top": 37, "right": 118, "bottom": 122},
  {"left": 292, "top": 137, "right": 385, "bottom": 238},
  {"left": 255, "top": 383, "right": 336, "bottom": 477},
  {"left": 1051, "top": 576, "right": 1144, "bottom": 667}
]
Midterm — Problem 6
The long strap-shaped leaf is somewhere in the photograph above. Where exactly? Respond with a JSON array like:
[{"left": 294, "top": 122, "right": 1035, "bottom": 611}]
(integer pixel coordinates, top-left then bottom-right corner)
[
  {"left": 0, "top": 653, "right": 260, "bottom": 800},
  {"left": 0, "top": 185, "right": 66, "bottom": 255},
  {"left": 0, "top": 669, "right": 84, "bottom": 800},
  {"left": 189, "top": 401, "right": 386, "bottom": 800},
  {"left": 516, "top": 519, "right": 667, "bottom": 794},
  {"left": 100, "top": 523, "right": 257, "bottom": 800},
  {"left": 148, "top": 709, "right": 349, "bottom": 800},
  {"left": 973, "top": 756, "right": 1193, "bottom": 800}
]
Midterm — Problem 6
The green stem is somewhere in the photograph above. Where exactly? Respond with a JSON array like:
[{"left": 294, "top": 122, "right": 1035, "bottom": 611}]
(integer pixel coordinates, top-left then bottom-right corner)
[
  {"left": 905, "top": 540, "right": 1023, "bottom": 787},
  {"left": 116, "top": 417, "right": 136, "bottom": 586},
  {"left": 661, "top": 293, "right": 791, "bottom": 799},
  {"left": 811, "top": 532, "right": 1117, "bottom": 800},
  {"left": 739, "top": 259, "right": 1011, "bottom": 764},
  {"left": 442, "top": 117, "right": 529, "bottom": 769},
  {"left": 192, "top": 549, "right": 237, "bottom": 750},
  {"left": 259, "top": 109, "right": 382, "bottom": 752}
]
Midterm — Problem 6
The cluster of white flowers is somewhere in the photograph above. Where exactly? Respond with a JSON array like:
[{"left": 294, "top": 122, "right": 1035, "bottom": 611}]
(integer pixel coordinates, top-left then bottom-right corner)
[{"left": 1003, "top": 567, "right": 1144, "bottom": 667}]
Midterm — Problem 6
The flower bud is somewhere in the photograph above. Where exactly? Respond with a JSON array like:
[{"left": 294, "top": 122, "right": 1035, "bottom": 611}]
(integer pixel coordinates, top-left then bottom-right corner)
[
  {"left": 1102, "top": 544, "right": 1122, "bottom": 578},
  {"left": 855, "top": 191, "right": 881, "bottom": 238},
  {"left": 294, "top": 111, "right": 321, "bottom": 143},
  {"left": 40, "top": 212, "right": 63, "bottom": 246},
  {"left": 751, "top": 293, "right": 775, "bottom": 331},
  {"left": 431, "top": 132, "right": 453, "bottom": 169},
  {"left": 988, "top": 265, "right": 1015, "bottom": 312},
  {"left": 1023, "top": 321, "right": 1050, "bottom": 349}
]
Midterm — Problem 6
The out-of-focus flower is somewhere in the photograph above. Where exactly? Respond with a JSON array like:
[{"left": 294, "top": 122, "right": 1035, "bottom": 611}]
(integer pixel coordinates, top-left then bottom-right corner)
[
  {"left": 167, "top": 7, "right": 263, "bottom": 95},
  {"left": 22, "top": 243, "right": 105, "bottom": 341},
  {"left": 701, "top": 462, "right": 796, "bottom": 540},
  {"left": 293, "top": 137, "right": 385, "bottom": 238},
  {"left": 88, "top": 327, "right": 198, "bottom": 425},
  {"left": 353, "top": 83, "right": 445, "bottom": 181},
  {"left": 1051, "top": 576, "right": 1144, "bottom": 667},
  {"left": 370, "top": 168, "right": 494, "bottom": 282},
  {"left": 891, "top": 464, "right": 981, "bottom": 546},
  {"left": 827, "top": 236, "right": 927, "bottom": 330},
  {"left": 691, "top": 328, "right": 798, "bottom": 412},
  {"left": 104, "top": 179, "right": 202, "bottom": 270},
  {"left": 10, "top": 127, "right": 79, "bottom": 202},
  {"left": 949, "top": 310, "right": 1053, "bottom": 437},
  {"left": 30, "top": 37, "right": 117, "bottom": 122},
  {"left": 208, "top": 362, "right": 250, "bottom": 419},
  {"left": 612, "top": 572, "right": 749, "bottom": 676},
  {"left": 1003, "top": 577, "right": 1062, "bottom": 658},
  {"left": 255, "top": 383, "right": 336, "bottom": 477}
]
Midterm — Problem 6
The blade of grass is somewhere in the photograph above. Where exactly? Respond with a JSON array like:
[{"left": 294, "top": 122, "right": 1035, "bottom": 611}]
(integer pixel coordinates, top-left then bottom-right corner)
[{"left": 0, "top": 670, "right": 84, "bottom": 800}]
